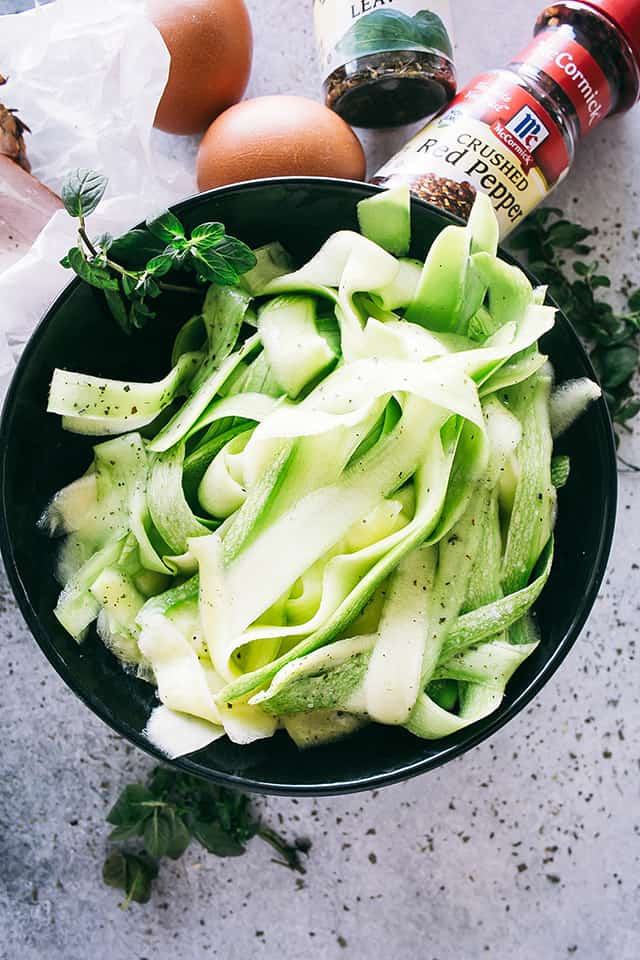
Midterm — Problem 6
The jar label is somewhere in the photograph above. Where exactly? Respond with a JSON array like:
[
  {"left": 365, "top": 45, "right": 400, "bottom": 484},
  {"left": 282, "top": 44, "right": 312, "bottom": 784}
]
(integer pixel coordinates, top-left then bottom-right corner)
[
  {"left": 374, "top": 72, "right": 571, "bottom": 238},
  {"left": 313, "top": 1, "right": 453, "bottom": 79},
  {"left": 514, "top": 26, "right": 613, "bottom": 135}
]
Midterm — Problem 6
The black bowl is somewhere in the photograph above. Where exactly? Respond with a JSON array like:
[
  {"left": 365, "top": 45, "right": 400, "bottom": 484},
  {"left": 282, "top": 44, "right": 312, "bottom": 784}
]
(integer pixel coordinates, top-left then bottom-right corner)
[{"left": 0, "top": 178, "right": 617, "bottom": 796}]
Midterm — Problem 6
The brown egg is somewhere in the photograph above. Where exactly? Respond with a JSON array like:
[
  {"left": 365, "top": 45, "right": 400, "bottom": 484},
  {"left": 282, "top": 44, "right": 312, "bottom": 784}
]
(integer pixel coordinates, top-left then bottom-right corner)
[
  {"left": 149, "top": 0, "right": 252, "bottom": 135},
  {"left": 196, "top": 96, "right": 366, "bottom": 190}
]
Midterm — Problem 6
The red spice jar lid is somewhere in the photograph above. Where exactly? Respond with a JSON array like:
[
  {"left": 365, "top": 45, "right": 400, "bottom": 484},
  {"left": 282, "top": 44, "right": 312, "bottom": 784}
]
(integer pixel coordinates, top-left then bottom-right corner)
[{"left": 580, "top": 0, "right": 640, "bottom": 66}]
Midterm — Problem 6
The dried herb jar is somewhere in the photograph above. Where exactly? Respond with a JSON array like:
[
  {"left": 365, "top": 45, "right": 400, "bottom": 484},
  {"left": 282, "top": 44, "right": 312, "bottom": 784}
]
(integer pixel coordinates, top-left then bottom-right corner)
[
  {"left": 373, "top": 0, "right": 640, "bottom": 237},
  {"left": 313, "top": 1, "right": 456, "bottom": 128}
]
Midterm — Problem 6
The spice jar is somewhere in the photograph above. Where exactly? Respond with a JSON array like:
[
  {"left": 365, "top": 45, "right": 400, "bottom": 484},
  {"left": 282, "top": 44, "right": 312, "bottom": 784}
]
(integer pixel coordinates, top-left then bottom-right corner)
[
  {"left": 313, "top": 1, "right": 456, "bottom": 128},
  {"left": 372, "top": 0, "right": 640, "bottom": 237}
]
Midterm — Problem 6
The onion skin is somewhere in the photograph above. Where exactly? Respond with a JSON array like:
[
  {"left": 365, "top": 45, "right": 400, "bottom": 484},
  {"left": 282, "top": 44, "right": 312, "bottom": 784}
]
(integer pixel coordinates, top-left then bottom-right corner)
[
  {"left": 196, "top": 96, "right": 367, "bottom": 190},
  {"left": 149, "top": 0, "right": 253, "bottom": 136}
]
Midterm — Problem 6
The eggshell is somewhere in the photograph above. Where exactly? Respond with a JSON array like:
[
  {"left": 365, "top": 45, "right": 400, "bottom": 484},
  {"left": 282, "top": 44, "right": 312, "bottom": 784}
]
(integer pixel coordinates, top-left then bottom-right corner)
[
  {"left": 149, "top": 0, "right": 252, "bottom": 135},
  {"left": 196, "top": 96, "right": 366, "bottom": 190}
]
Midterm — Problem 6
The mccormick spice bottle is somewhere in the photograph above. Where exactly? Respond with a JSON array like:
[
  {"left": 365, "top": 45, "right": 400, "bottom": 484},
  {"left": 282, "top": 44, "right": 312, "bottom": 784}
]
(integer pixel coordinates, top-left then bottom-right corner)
[
  {"left": 313, "top": 1, "right": 456, "bottom": 127},
  {"left": 373, "top": 0, "right": 640, "bottom": 237}
]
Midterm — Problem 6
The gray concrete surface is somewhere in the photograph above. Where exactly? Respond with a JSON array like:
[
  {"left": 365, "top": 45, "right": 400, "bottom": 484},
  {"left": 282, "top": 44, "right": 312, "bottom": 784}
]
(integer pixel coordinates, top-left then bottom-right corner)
[{"left": 1, "top": 1, "right": 639, "bottom": 959}]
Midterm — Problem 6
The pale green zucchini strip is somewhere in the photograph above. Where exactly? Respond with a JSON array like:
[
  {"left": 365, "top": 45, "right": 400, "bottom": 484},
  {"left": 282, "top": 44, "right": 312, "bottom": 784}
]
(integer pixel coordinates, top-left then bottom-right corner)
[
  {"left": 357, "top": 185, "right": 411, "bottom": 256},
  {"left": 222, "top": 395, "right": 443, "bottom": 640},
  {"left": 252, "top": 356, "right": 484, "bottom": 443},
  {"left": 549, "top": 377, "right": 602, "bottom": 438},
  {"left": 145, "top": 705, "right": 225, "bottom": 759},
  {"left": 54, "top": 537, "right": 125, "bottom": 639},
  {"left": 439, "top": 539, "right": 553, "bottom": 662},
  {"left": 148, "top": 333, "right": 261, "bottom": 453},
  {"left": 40, "top": 473, "right": 98, "bottom": 537},
  {"left": 251, "top": 635, "right": 374, "bottom": 715},
  {"left": 258, "top": 295, "right": 336, "bottom": 399},
  {"left": 240, "top": 241, "right": 293, "bottom": 295},
  {"left": 184, "top": 392, "right": 281, "bottom": 444},
  {"left": 502, "top": 373, "right": 555, "bottom": 594},
  {"left": 283, "top": 711, "right": 367, "bottom": 749},
  {"left": 147, "top": 444, "right": 211, "bottom": 554},
  {"left": 200, "top": 284, "right": 251, "bottom": 374},
  {"left": 49, "top": 351, "right": 201, "bottom": 436},
  {"left": 237, "top": 494, "right": 412, "bottom": 648},
  {"left": 406, "top": 681, "right": 506, "bottom": 740},
  {"left": 215, "top": 414, "right": 484, "bottom": 704},
  {"left": 138, "top": 611, "right": 224, "bottom": 725},
  {"left": 92, "top": 432, "right": 173, "bottom": 574},
  {"left": 435, "top": 639, "right": 538, "bottom": 687},
  {"left": 91, "top": 567, "right": 146, "bottom": 665},
  {"left": 363, "top": 544, "right": 436, "bottom": 724},
  {"left": 479, "top": 349, "right": 547, "bottom": 397},
  {"left": 405, "top": 225, "right": 470, "bottom": 331}
]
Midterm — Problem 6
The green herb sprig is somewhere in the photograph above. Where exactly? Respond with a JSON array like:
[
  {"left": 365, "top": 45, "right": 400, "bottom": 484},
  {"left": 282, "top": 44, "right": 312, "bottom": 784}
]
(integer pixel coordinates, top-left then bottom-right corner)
[
  {"left": 60, "top": 169, "right": 256, "bottom": 334},
  {"left": 509, "top": 208, "right": 640, "bottom": 435},
  {"left": 102, "top": 767, "right": 309, "bottom": 908}
]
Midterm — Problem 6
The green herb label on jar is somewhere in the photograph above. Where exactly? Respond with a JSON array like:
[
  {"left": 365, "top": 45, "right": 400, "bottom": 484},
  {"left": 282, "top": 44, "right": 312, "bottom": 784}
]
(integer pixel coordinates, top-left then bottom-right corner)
[{"left": 314, "top": 1, "right": 454, "bottom": 78}]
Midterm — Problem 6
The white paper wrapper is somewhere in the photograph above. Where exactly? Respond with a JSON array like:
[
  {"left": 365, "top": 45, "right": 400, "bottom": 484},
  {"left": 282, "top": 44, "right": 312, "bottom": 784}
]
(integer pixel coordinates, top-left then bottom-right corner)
[{"left": 0, "top": 0, "right": 198, "bottom": 399}]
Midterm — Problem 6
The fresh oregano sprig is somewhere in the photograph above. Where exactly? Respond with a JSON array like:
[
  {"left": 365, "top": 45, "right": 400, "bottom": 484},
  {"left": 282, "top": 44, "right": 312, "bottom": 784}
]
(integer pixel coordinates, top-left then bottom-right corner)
[
  {"left": 102, "top": 767, "right": 310, "bottom": 907},
  {"left": 60, "top": 168, "right": 257, "bottom": 335},
  {"left": 508, "top": 208, "right": 640, "bottom": 435}
]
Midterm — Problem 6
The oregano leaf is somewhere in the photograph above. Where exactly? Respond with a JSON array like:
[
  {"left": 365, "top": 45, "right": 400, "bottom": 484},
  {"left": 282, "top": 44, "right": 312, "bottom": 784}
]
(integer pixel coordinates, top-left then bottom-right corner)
[
  {"left": 146, "top": 210, "right": 185, "bottom": 243},
  {"left": 67, "top": 247, "right": 119, "bottom": 291},
  {"left": 61, "top": 168, "right": 108, "bottom": 218}
]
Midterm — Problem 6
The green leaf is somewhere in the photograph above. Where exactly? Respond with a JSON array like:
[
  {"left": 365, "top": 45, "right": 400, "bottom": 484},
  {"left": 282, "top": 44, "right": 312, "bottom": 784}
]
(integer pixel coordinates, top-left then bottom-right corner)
[
  {"left": 108, "top": 820, "right": 146, "bottom": 842},
  {"left": 109, "top": 229, "right": 166, "bottom": 266},
  {"left": 146, "top": 210, "right": 185, "bottom": 243},
  {"left": 191, "top": 247, "right": 241, "bottom": 286},
  {"left": 61, "top": 168, "right": 108, "bottom": 218},
  {"left": 614, "top": 397, "right": 640, "bottom": 424},
  {"left": 147, "top": 766, "right": 177, "bottom": 798},
  {"left": 121, "top": 274, "right": 138, "bottom": 298},
  {"left": 129, "top": 299, "right": 156, "bottom": 330},
  {"left": 107, "top": 784, "right": 155, "bottom": 827},
  {"left": 336, "top": 8, "right": 452, "bottom": 61},
  {"left": 592, "top": 274, "right": 611, "bottom": 288},
  {"left": 165, "top": 812, "right": 192, "bottom": 860},
  {"left": 191, "top": 222, "right": 225, "bottom": 246},
  {"left": 103, "top": 288, "right": 130, "bottom": 334},
  {"left": 143, "top": 809, "right": 173, "bottom": 858},
  {"left": 136, "top": 274, "right": 161, "bottom": 298},
  {"left": 67, "top": 247, "right": 119, "bottom": 291},
  {"left": 94, "top": 232, "right": 113, "bottom": 252},
  {"left": 546, "top": 220, "right": 593, "bottom": 248},
  {"left": 102, "top": 848, "right": 158, "bottom": 904},
  {"left": 628, "top": 289, "right": 640, "bottom": 312},
  {"left": 573, "top": 261, "right": 591, "bottom": 276},
  {"left": 211, "top": 236, "right": 257, "bottom": 275},
  {"left": 191, "top": 819, "right": 247, "bottom": 857},
  {"left": 146, "top": 254, "right": 175, "bottom": 277},
  {"left": 126, "top": 854, "right": 157, "bottom": 904},
  {"left": 60, "top": 253, "right": 71, "bottom": 269},
  {"left": 592, "top": 344, "right": 639, "bottom": 389},
  {"left": 534, "top": 206, "right": 563, "bottom": 224},
  {"left": 103, "top": 850, "right": 128, "bottom": 891},
  {"left": 507, "top": 228, "right": 540, "bottom": 251}
]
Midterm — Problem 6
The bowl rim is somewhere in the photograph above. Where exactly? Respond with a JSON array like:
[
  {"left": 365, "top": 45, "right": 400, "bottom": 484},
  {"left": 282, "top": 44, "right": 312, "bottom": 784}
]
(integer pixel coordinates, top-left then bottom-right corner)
[{"left": 0, "top": 176, "right": 618, "bottom": 796}]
